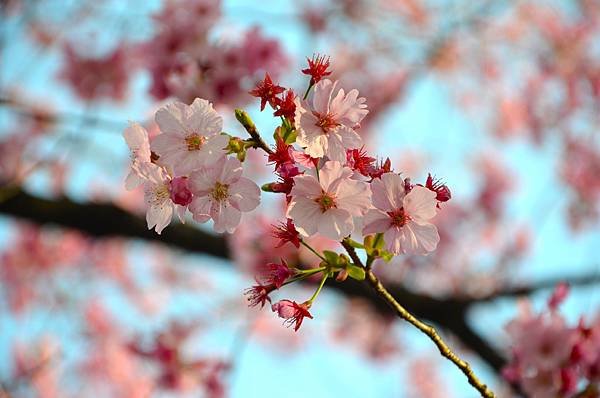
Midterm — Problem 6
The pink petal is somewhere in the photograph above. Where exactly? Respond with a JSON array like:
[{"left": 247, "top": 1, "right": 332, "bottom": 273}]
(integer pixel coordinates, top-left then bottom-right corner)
[
  {"left": 213, "top": 204, "right": 241, "bottom": 233},
  {"left": 186, "top": 98, "right": 223, "bottom": 136},
  {"left": 229, "top": 177, "right": 260, "bottom": 212},
  {"left": 286, "top": 196, "right": 321, "bottom": 237},
  {"left": 318, "top": 208, "right": 353, "bottom": 240},
  {"left": 403, "top": 186, "right": 437, "bottom": 221},
  {"left": 155, "top": 101, "right": 188, "bottom": 136},
  {"left": 362, "top": 209, "right": 391, "bottom": 235},
  {"left": 290, "top": 174, "right": 322, "bottom": 198}
]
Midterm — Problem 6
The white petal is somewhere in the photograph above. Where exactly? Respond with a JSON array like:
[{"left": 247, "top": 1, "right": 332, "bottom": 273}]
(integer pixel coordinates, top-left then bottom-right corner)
[
  {"left": 404, "top": 186, "right": 437, "bottom": 221},
  {"left": 290, "top": 174, "right": 322, "bottom": 198},
  {"left": 189, "top": 196, "right": 212, "bottom": 223},
  {"left": 371, "top": 172, "right": 405, "bottom": 212},
  {"left": 317, "top": 208, "right": 353, "bottom": 240},
  {"left": 189, "top": 169, "right": 215, "bottom": 195},
  {"left": 218, "top": 156, "right": 243, "bottom": 184},
  {"left": 213, "top": 204, "right": 241, "bottom": 233},
  {"left": 201, "top": 135, "right": 229, "bottom": 164},
  {"left": 229, "top": 177, "right": 260, "bottom": 212},
  {"left": 400, "top": 221, "right": 440, "bottom": 255},
  {"left": 123, "top": 123, "right": 149, "bottom": 151},
  {"left": 312, "top": 79, "right": 336, "bottom": 114},
  {"left": 146, "top": 204, "right": 173, "bottom": 235},
  {"left": 150, "top": 133, "right": 185, "bottom": 161},
  {"left": 330, "top": 88, "right": 368, "bottom": 126},
  {"left": 317, "top": 161, "right": 347, "bottom": 192},
  {"left": 362, "top": 209, "right": 391, "bottom": 235},
  {"left": 383, "top": 227, "right": 403, "bottom": 254},
  {"left": 155, "top": 101, "right": 188, "bottom": 136},
  {"left": 186, "top": 98, "right": 223, "bottom": 136},
  {"left": 336, "top": 178, "right": 371, "bottom": 216},
  {"left": 324, "top": 133, "right": 348, "bottom": 163},
  {"left": 286, "top": 196, "right": 321, "bottom": 237},
  {"left": 336, "top": 125, "right": 362, "bottom": 149}
]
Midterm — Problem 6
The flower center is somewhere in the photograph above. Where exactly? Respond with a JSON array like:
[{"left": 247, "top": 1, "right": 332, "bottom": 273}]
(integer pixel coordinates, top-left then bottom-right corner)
[
  {"left": 211, "top": 182, "right": 229, "bottom": 202},
  {"left": 315, "top": 113, "right": 339, "bottom": 133},
  {"left": 388, "top": 208, "right": 411, "bottom": 227},
  {"left": 185, "top": 133, "right": 205, "bottom": 151},
  {"left": 150, "top": 183, "right": 170, "bottom": 206},
  {"left": 315, "top": 191, "right": 336, "bottom": 212}
]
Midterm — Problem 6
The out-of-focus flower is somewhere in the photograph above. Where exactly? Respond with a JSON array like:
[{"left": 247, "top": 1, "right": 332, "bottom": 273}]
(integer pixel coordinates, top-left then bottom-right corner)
[{"left": 59, "top": 44, "right": 131, "bottom": 101}]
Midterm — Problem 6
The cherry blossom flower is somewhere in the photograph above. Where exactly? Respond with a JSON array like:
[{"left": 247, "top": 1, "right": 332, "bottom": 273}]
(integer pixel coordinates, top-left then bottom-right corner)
[
  {"left": 244, "top": 283, "right": 276, "bottom": 308},
  {"left": 362, "top": 173, "right": 439, "bottom": 255},
  {"left": 140, "top": 164, "right": 182, "bottom": 234},
  {"left": 302, "top": 54, "right": 332, "bottom": 86},
  {"left": 168, "top": 176, "right": 193, "bottom": 206},
  {"left": 256, "top": 259, "right": 294, "bottom": 288},
  {"left": 272, "top": 218, "right": 301, "bottom": 248},
  {"left": 123, "top": 123, "right": 151, "bottom": 190},
  {"left": 273, "top": 89, "right": 297, "bottom": 121},
  {"left": 151, "top": 98, "right": 228, "bottom": 175},
  {"left": 425, "top": 174, "right": 452, "bottom": 203},
  {"left": 249, "top": 73, "right": 285, "bottom": 111},
  {"left": 287, "top": 161, "right": 371, "bottom": 240},
  {"left": 188, "top": 156, "right": 260, "bottom": 233},
  {"left": 59, "top": 44, "right": 131, "bottom": 101},
  {"left": 295, "top": 79, "right": 368, "bottom": 162},
  {"left": 271, "top": 300, "right": 313, "bottom": 331}
]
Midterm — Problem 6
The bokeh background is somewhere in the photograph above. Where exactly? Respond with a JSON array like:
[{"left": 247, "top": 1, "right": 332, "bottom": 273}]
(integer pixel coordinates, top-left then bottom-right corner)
[{"left": 1, "top": 0, "right": 600, "bottom": 397}]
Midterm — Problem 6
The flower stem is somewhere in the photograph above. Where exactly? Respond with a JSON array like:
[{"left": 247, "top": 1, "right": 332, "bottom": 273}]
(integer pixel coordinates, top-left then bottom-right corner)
[
  {"left": 340, "top": 241, "right": 496, "bottom": 398},
  {"left": 307, "top": 273, "right": 328, "bottom": 304},
  {"left": 301, "top": 240, "right": 326, "bottom": 261},
  {"left": 282, "top": 268, "right": 324, "bottom": 287},
  {"left": 302, "top": 83, "right": 313, "bottom": 100}
]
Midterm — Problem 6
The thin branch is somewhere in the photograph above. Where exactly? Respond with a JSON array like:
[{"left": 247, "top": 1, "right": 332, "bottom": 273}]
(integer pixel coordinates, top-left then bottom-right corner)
[{"left": 341, "top": 240, "right": 495, "bottom": 397}]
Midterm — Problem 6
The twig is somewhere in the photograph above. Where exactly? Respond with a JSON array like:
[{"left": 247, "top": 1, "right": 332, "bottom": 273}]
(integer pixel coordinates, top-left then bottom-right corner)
[
  {"left": 234, "top": 109, "right": 274, "bottom": 155},
  {"left": 341, "top": 241, "right": 496, "bottom": 398}
]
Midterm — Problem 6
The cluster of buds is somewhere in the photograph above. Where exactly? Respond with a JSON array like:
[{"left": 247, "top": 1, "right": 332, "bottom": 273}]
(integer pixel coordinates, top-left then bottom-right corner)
[{"left": 123, "top": 54, "right": 451, "bottom": 331}]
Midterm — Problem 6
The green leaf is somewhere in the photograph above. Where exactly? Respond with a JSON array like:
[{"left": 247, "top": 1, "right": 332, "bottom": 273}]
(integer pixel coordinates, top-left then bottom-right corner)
[
  {"left": 323, "top": 250, "right": 340, "bottom": 266},
  {"left": 346, "top": 264, "right": 366, "bottom": 281},
  {"left": 380, "top": 251, "right": 394, "bottom": 263},
  {"left": 346, "top": 239, "right": 364, "bottom": 249}
]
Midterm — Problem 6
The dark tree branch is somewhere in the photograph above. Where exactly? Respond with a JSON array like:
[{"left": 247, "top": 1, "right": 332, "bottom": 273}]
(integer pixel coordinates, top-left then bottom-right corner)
[{"left": 0, "top": 187, "right": 596, "bottom": 382}]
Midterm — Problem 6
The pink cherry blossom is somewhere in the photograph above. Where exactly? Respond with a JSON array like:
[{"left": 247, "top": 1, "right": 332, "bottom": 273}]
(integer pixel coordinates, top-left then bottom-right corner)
[
  {"left": 295, "top": 79, "right": 368, "bottom": 162},
  {"left": 271, "top": 300, "right": 313, "bottom": 331},
  {"left": 139, "top": 163, "right": 181, "bottom": 234},
  {"left": 123, "top": 123, "right": 151, "bottom": 190},
  {"left": 362, "top": 173, "right": 439, "bottom": 255},
  {"left": 287, "top": 160, "right": 371, "bottom": 240},
  {"left": 151, "top": 98, "right": 228, "bottom": 175},
  {"left": 188, "top": 156, "right": 260, "bottom": 233}
]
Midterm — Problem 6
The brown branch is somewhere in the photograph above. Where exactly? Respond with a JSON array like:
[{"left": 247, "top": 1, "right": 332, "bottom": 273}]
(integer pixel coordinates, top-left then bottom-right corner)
[
  {"left": 0, "top": 186, "right": 596, "bottom": 386},
  {"left": 341, "top": 240, "right": 495, "bottom": 398}
]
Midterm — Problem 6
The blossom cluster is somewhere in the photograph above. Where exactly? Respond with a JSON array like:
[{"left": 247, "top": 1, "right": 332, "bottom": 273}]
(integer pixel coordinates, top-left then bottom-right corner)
[
  {"left": 503, "top": 284, "right": 600, "bottom": 397},
  {"left": 124, "top": 98, "right": 260, "bottom": 234},
  {"left": 124, "top": 54, "right": 451, "bottom": 331}
]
